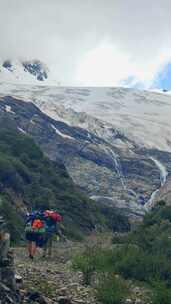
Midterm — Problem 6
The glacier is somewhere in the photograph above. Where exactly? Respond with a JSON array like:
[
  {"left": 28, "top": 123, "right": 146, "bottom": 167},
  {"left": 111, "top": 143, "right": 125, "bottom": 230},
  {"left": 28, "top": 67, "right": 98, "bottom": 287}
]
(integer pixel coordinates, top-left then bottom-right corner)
[{"left": 1, "top": 84, "right": 171, "bottom": 152}]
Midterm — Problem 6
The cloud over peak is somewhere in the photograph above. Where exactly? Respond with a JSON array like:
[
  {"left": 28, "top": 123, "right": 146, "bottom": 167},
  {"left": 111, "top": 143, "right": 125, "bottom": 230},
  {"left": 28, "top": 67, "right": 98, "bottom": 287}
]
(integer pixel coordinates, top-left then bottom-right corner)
[{"left": 1, "top": 0, "right": 171, "bottom": 86}]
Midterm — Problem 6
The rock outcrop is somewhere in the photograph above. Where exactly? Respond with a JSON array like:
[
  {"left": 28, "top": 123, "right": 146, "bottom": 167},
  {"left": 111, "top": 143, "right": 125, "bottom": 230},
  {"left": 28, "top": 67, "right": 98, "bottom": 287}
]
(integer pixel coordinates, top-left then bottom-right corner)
[{"left": 0, "top": 216, "right": 21, "bottom": 303}]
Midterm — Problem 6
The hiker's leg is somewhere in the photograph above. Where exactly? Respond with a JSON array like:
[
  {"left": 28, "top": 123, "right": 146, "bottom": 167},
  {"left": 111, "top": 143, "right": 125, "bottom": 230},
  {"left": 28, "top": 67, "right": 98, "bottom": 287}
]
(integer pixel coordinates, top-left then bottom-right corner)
[
  {"left": 45, "top": 238, "right": 50, "bottom": 256},
  {"left": 27, "top": 241, "right": 32, "bottom": 256},
  {"left": 32, "top": 242, "right": 37, "bottom": 256},
  {"left": 48, "top": 235, "right": 53, "bottom": 257},
  {"left": 42, "top": 234, "right": 48, "bottom": 257},
  {"left": 42, "top": 241, "right": 46, "bottom": 257},
  {"left": 28, "top": 241, "right": 36, "bottom": 258},
  {"left": 26, "top": 233, "right": 35, "bottom": 258}
]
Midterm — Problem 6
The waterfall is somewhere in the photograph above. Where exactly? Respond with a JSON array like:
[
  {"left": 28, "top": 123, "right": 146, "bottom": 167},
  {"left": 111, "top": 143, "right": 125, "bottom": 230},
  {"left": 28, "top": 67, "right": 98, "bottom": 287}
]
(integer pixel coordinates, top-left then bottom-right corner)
[
  {"left": 151, "top": 158, "right": 168, "bottom": 187},
  {"left": 105, "top": 147, "right": 127, "bottom": 191},
  {"left": 145, "top": 157, "right": 168, "bottom": 210}
]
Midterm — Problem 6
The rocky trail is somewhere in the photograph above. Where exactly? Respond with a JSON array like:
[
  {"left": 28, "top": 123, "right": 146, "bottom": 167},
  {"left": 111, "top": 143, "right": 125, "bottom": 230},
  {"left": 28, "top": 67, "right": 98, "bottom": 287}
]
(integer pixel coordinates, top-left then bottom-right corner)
[
  {"left": 0, "top": 232, "right": 150, "bottom": 304},
  {"left": 14, "top": 242, "right": 98, "bottom": 304}
]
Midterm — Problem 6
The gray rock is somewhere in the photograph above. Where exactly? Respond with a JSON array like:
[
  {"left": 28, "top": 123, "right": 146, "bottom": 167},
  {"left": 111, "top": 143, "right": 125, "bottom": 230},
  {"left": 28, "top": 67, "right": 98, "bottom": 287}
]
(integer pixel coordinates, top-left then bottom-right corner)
[
  {"left": 27, "top": 291, "right": 48, "bottom": 304},
  {"left": 0, "top": 218, "right": 21, "bottom": 303},
  {"left": 57, "top": 296, "right": 72, "bottom": 304}
]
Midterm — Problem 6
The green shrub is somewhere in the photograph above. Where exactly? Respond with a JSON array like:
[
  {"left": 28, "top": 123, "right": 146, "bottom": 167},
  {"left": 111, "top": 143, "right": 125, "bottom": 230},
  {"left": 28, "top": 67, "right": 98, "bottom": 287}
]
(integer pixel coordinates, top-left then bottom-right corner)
[
  {"left": 113, "top": 245, "right": 171, "bottom": 284},
  {"left": 64, "top": 225, "right": 84, "bottom": 242},
  {"left": 96, "top": 274, "right": 129, "bottom": 304},
  {"left": 151, "top": 281, "right": 171, "bottom": 304},
  {"left": 72, "top": 245, "right": 117, "bottom": 285},
  {"left": 72, "top": 246, "right": 98, "bottom": 285}
]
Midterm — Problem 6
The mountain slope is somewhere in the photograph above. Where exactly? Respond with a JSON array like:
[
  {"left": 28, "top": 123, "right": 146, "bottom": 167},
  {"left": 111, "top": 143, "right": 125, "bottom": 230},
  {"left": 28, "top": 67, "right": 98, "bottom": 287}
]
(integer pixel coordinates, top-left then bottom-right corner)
[
  {"left": 0, "top": 127, "right": 130, "bottom": 241},
  {"left": 0, "top": 95, "right": 171, "bottom": 218}
]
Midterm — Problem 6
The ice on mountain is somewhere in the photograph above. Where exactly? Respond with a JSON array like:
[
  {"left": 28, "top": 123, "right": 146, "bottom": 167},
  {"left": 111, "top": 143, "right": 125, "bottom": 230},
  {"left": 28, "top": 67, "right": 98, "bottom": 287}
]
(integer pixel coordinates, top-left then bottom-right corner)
[
  {"left": 18, "top": 127, "right": 27, "bottom": 134},
  {"left": 30, "top": 119, "right": 35, "bottom": 124},
  {"left": 5, "top": 105, "right": 15, "bottom": 114},
  {"left": 51, "top": 124, "right": 74, "bottom": 140}
]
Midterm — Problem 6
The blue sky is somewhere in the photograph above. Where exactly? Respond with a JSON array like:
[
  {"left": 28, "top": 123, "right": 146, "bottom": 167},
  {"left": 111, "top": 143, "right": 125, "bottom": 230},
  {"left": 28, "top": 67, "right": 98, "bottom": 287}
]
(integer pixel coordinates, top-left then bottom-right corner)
[
  {"left": 121, "top": 62, "right": 171, "bottom": 91},
  {"left": 152, "top": 62, "right": 171, "bottom": 90}
]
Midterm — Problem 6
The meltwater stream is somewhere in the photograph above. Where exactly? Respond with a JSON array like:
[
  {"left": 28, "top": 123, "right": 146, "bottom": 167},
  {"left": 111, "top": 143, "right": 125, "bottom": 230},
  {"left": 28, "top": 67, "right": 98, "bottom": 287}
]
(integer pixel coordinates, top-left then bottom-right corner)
[
  {"left": 145, "top": 157, "right": 168, "bottom": 210},
  {"left": 106, "top": 147, "right": 127, "bottom": 191}
]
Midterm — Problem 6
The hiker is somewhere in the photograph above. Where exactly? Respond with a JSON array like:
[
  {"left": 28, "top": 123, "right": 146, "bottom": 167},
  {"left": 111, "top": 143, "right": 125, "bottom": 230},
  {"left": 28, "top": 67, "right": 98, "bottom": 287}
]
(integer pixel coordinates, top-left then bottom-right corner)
[
  {"left": 43, "top": 210, "right": 63, "bottom": 258},
  {"left": 25, "top": 211, "right": 46, "bottom": 260},
  {"left": 0, "top": 216, "right": 10, "bottom": 263}
]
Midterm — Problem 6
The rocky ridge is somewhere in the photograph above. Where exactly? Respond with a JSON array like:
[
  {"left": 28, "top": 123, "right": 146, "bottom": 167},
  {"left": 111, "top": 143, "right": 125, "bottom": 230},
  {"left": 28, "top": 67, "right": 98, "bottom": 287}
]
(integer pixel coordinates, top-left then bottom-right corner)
[{"left": 0, "top": 59, "right": 53, "bottom": 84}]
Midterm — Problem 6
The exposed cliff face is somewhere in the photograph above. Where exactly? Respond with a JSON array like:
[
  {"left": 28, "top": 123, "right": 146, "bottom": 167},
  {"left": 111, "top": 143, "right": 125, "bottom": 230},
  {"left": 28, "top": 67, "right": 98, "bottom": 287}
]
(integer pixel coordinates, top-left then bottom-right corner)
[{"left": 0, "top": 95, "right": 170, "bottom": 217}]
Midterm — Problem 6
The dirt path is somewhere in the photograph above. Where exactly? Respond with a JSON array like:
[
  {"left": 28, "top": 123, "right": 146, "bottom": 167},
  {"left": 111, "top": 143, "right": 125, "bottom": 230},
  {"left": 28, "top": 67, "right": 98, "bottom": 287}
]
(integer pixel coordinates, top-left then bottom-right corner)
[{"left": 14, "top": 242, "right": 97, "bottom": 304}]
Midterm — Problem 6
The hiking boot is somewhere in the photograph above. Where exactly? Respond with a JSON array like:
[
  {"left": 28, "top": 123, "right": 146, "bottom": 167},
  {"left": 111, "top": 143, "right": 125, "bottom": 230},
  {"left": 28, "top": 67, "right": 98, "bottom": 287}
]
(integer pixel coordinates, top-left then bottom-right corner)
[{"left": 29, "top": 255, "right": 34, "bottom": 260}]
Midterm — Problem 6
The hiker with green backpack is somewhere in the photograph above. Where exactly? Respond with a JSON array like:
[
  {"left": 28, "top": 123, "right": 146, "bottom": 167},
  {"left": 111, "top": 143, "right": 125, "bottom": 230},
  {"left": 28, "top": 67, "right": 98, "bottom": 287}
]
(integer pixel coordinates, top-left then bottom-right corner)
[{"left": 25, "top": 211, "right": 46, "bottom": 260}]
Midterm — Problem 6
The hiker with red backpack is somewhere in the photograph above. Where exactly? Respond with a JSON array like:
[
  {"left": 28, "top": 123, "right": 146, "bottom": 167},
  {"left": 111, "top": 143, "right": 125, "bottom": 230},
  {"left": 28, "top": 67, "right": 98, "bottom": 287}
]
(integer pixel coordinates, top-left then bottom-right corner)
[{"left": 43, "top": 210, "right": 63, "bottom": 258}]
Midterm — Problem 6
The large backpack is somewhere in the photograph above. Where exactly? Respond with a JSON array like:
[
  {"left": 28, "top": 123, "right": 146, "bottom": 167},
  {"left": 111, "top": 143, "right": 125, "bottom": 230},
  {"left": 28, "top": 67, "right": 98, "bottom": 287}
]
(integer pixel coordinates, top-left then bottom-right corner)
[
  {"left": 44, "top": 210, "right": 62, "bottom": 234},
  {"left": 44, "top": 210, "right": 62, "bottom": 222},
  {"left": 25, "top": 212, "right": 46, "bottom": 235}
]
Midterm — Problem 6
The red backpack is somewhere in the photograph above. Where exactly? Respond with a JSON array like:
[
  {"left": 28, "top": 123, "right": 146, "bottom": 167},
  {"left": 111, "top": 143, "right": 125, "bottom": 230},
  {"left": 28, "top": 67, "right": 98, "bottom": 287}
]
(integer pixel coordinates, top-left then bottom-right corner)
[{"left": 44, "top": 210, "right": 62, "bottom": 222}]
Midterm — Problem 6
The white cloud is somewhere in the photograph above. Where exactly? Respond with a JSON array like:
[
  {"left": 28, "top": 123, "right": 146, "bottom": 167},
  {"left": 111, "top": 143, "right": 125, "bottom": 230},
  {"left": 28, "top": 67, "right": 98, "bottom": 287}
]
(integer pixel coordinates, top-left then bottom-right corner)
[
  {"left": 1, "top": 0, "right": 171, "bottom": 86},
  {"left": 75, "top": 44, "right": 133, "bottom": 86}
]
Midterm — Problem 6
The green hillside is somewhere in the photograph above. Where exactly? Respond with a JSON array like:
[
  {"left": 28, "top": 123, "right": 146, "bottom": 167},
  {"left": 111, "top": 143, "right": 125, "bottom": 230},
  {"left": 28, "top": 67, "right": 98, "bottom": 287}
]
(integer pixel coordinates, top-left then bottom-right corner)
[{"left": 0, "top": 128, "right": 130, "bottom": 241}]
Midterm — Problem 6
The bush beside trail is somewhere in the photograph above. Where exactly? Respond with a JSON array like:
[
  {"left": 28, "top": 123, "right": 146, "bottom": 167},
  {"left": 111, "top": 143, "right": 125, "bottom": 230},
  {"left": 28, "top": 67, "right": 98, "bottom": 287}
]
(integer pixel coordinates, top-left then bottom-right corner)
[{"left": 73, "top": 202, "right": 171, "bottom": 303}]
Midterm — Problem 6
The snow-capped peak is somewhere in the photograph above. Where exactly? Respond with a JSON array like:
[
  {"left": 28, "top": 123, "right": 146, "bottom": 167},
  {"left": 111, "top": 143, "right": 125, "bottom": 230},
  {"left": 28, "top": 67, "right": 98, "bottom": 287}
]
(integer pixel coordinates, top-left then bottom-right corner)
[{"left": 0, "top": 58, "right": 56, "bottom": 85}]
